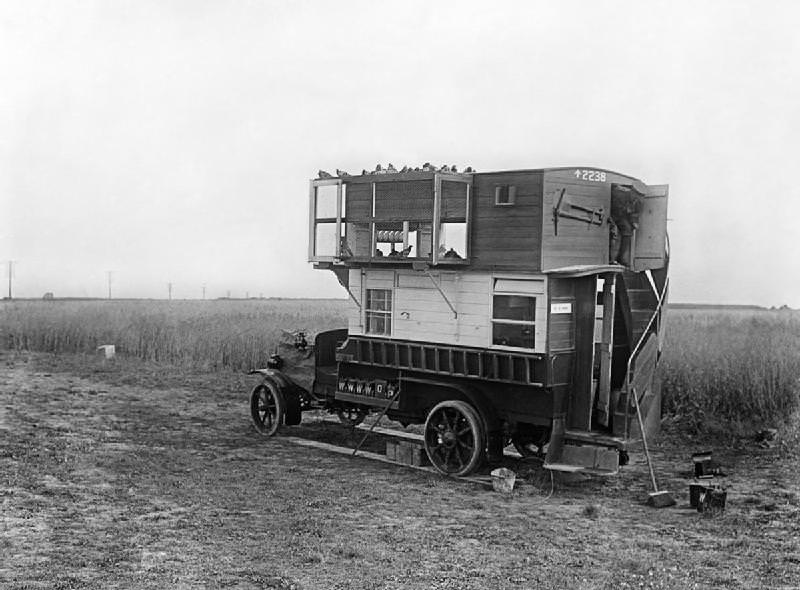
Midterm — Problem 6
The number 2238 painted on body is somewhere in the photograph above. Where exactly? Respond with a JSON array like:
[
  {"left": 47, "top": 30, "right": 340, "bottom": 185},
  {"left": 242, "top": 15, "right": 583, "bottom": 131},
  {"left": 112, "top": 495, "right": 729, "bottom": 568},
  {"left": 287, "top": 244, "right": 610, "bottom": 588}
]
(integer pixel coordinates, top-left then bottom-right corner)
[{"left": 574, "top": 169, "right": 607, "bottom": 182}]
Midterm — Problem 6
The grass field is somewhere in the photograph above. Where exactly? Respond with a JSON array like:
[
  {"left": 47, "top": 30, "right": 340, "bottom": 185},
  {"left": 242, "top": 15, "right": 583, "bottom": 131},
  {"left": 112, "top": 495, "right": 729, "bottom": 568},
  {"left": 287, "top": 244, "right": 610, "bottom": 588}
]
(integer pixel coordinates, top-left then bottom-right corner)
[
  {"left": 2, "top": 299, "right": 799, "bottom": 434},
  {"left": 2, "top": 350, "right": 799, "bottom": 589},
  {"left": 2, "top": 301, "right": 800, "bottom": 588}
]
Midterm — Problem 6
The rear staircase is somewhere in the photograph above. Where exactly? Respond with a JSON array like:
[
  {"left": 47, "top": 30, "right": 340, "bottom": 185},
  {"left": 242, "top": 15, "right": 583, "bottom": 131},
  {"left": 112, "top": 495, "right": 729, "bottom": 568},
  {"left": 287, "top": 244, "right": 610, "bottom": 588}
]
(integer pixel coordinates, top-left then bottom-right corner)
[{"left": 545, "top": 259, "right": 669, "bottom": 475}]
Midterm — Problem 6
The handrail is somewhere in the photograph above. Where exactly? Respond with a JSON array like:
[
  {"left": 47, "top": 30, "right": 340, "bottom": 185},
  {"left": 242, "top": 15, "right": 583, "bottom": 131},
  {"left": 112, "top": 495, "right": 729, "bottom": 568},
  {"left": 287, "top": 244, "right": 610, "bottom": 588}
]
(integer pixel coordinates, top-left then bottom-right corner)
[{"left": 623, "top": 273, "right": 670, "bottom": 438}]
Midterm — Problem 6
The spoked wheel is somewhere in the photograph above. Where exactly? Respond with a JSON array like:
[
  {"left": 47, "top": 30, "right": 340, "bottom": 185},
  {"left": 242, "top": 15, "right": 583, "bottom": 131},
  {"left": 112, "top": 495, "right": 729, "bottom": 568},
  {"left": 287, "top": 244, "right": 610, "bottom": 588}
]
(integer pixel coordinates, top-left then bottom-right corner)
[
  {"left": 250, "top": 382, "right": 285, "bottom": 436},
  {"left": 424, "top": 400, "right": 486, "bottom": 476},
  {"left": 337, "top": 406, "right": 367, "bottom": 427}
]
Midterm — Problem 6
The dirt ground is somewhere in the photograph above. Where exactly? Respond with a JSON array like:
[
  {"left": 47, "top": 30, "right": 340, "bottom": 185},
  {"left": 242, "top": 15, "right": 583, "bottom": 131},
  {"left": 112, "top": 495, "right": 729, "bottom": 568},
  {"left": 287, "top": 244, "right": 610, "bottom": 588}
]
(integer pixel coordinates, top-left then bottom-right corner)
[{"left": 1, "top": 350, "right": 799, "bottom": 590}]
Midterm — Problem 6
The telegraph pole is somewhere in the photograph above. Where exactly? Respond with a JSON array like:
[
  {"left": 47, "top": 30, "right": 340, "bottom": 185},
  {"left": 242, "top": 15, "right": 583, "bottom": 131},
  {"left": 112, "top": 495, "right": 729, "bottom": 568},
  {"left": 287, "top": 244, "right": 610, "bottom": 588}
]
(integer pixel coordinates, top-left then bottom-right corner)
[
  {"left": 202, "top": 284, "right": 206, "bottom": 300},
  {"left": 106, "top": 270, "right": 113, "bottom": 300},
  {"left": 168, "top": 282, "right": 173, "bottom": 301},
  {"left": 6, "top": 261, "right": 14, "bottom": 299}
]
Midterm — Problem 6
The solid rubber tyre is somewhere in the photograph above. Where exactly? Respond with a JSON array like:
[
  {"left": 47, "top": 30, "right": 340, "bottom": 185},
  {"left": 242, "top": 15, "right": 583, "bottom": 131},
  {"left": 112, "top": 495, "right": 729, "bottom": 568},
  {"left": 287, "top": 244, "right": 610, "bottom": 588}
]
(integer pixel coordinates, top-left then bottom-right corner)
[
  {"left": 424, "top": 400, "right": 486, "bottom": 476},
  {"left": 250, "top": 381, "right": 285, "bottom": 436}
]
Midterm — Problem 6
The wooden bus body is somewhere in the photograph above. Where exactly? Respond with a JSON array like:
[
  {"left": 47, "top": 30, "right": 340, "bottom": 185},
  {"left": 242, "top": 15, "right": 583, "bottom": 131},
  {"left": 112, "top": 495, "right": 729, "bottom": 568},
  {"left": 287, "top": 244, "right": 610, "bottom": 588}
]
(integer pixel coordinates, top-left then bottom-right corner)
[{"left": 253, "top": 165, "right": 669, "bottom": 477}]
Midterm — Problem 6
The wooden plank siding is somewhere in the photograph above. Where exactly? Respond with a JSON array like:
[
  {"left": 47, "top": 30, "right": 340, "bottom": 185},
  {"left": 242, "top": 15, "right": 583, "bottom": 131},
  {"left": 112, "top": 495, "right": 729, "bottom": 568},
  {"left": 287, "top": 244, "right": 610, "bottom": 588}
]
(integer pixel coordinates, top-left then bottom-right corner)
[
  {"left": 547, "top": 277, "right": 576, "bottom": 387},
  {"left": 469, "top": 172, "right": 543, "bottom": 271},
  {"left": 393, "top": 271, "right": 489, "bottom": 348},
  {"left": 548, "top": 309, "right": 575, "bottom": 351},
  {"left": 569, "top": 276, "right": 598, "bottom": 431},
  {"left": 347, "top": 269, "right": 363, "bottom": 333},
  {"left": 541, "top": 170, "right": 612, "bottom": 270},
  {"left": 346, "top": 269, "right": 550, "bottom": 353},
  {"left": 547, "top": 274, "right": 601, "bottom": 430}
]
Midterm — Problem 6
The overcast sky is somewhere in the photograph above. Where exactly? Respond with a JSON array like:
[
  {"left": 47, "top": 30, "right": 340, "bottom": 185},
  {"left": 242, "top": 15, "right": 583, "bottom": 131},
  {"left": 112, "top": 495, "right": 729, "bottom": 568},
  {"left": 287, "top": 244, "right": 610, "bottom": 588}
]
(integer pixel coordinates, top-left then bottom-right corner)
[{"left": 1, "top": 0, "right": 799, "bottom": 306}]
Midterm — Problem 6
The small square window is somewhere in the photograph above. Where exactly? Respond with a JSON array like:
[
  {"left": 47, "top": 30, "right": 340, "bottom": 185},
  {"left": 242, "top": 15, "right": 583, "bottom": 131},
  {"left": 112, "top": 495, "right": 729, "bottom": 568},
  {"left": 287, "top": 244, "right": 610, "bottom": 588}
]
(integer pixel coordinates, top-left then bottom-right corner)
[{"left": 494, "top": 185, "right": 516, "bottom": 206}]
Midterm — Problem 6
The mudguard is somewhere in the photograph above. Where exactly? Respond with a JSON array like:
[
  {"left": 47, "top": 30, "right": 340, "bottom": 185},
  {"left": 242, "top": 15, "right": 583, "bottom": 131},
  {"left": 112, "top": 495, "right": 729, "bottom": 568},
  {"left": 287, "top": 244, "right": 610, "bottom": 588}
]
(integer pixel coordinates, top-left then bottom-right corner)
[
  {"left": 249, "top": 369, "right": 303, "bottom": 426},
  {"left": 401, "top": 376, "right": 504, "bottom": 461}
]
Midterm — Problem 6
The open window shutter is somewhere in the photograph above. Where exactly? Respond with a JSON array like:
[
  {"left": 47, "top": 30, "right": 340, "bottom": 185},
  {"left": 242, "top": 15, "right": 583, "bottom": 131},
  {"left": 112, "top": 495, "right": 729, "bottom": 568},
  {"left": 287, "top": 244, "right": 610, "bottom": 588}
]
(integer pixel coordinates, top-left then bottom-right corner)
[{"left": 633, "top": 184, "right": 669, "bottom": 271}]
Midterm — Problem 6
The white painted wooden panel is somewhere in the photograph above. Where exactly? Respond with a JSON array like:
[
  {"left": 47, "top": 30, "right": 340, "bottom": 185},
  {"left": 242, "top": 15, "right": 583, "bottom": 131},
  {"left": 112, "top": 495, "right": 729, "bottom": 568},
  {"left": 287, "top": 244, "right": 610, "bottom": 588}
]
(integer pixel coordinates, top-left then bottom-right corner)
[
  {"left": 396, "top": 273, "right": 432, "bottom": 289},
  {"left": 347, "top": 269, "right": 363, "bottom": 334},
  {"left": 365, "top": 270, "right": 395, "bottom": 289},
  {"left": 494, "top": 278, "right": 545, "bottom": 294},
  {"left": 455, "top": 302, "right": 491, "bottom": 316},
  {"left": 458, "top": 292, "right": 491, "bottom": 306}
]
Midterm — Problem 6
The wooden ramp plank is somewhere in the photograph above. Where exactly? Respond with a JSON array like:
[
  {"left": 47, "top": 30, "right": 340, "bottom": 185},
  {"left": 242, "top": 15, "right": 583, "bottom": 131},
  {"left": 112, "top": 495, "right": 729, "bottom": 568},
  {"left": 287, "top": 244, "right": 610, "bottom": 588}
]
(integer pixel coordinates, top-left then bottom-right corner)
[
  {"left": 357, "top": 423, "right": 423, "bottom": 442},
  {"left": 281, "top": 436, "right": 493, "bottom": 487},
  {"left": 357, "top": 422, "right": 526, "bottom": 458}
]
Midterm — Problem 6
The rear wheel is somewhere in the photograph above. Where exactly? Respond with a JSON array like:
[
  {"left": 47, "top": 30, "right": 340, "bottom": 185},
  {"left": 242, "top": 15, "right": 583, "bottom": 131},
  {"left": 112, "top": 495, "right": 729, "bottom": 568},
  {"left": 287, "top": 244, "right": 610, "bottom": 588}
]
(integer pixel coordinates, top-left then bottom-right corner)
[
  {"left": 250, "top": 382, "right": 285, "bottom": 436},
  {"left": 424, "top": 400, "right": 485, "bottom": 476}
]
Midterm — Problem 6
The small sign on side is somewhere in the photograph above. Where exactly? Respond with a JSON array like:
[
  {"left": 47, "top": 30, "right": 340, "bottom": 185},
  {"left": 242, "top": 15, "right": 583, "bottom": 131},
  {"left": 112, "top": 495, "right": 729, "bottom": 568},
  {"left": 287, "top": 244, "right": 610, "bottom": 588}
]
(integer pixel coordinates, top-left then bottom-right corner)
[{"left": 551, "top": 302, "right": 573, "bottom": 314}]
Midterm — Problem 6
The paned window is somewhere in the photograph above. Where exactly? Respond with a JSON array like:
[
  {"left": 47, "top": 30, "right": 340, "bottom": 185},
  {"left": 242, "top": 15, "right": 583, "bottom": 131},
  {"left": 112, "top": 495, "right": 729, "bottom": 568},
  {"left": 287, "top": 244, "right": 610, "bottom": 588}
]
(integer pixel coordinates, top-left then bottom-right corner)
[
  {"left": 365, "top": 289, "right": 392, "bottom": 335},
  {"left": 492, "top": 294, "right": 536, "bottom": 349},
  {"left": 494, "top": 185, "right": 517, "bottom": 206}
]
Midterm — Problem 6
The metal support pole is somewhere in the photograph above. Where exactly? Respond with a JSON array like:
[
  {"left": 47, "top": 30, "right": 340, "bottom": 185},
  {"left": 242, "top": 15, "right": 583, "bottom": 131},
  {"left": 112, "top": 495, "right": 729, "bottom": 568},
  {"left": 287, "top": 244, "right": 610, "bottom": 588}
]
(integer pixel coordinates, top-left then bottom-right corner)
[
  {"left": 424, "top": 271, "right": 457, "bottom": 319},
  {"left": 352, "top": 388, "right": 402, "bottom": 457}
]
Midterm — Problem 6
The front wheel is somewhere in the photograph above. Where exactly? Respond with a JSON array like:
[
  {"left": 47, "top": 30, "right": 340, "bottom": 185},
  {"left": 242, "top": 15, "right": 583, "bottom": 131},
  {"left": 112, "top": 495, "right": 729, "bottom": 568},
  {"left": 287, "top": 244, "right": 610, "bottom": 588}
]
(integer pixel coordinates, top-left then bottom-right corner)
[
  {"left": 250, "top": 381, "right": 285, "bottom": 436},
  {"left": 424, "top": 400, "right": 486, "bottom": 476}
]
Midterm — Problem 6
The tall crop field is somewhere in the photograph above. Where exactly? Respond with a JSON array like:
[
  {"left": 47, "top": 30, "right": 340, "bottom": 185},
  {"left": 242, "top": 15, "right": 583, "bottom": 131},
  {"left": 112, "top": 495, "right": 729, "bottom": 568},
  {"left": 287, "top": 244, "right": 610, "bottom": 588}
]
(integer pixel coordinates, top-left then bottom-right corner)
[
  {"left": 659, "top": 308, "right": 800, "bottom": 434},
  {"left": 1, "top": 299, "right": 349, "bottom": 372},
  {"left": 3, "top": 299, "right": 800, "bottom": 434}
]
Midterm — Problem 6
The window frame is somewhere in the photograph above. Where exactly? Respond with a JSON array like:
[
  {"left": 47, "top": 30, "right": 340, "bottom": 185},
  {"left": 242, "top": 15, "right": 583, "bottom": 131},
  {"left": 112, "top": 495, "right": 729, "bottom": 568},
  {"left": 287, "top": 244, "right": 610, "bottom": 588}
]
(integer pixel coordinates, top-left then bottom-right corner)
[
  {"left": 489, "top": 276, "right": 544, "bottom": 352},
  {"left": 494, "top": 185, "right": 517, "bottom": 206},
  {"left": 364, "top": 288, "right": 393, "bottom": 336},
  {"left": 308, "top": 178, "right": 345, "bottom": 262},
  {"left": 432, "top": 174, "right": 471, "bottom": 265}
]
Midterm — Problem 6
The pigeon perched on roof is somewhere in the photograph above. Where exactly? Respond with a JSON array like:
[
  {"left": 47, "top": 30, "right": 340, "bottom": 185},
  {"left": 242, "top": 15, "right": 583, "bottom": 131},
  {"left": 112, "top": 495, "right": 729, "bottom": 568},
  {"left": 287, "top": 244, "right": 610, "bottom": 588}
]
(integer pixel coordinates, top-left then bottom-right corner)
[
  {"left": 387, "top": 163, "right": 397, "bottom": 173},
  {"left": 318, "top": 170, "right": 333, "bottom": 179},
  {"left": 439, "top": 164, "right": 450, "bottom": 172},
  {"left": 336, "top": 169, "right": 350, "bottom": 177},
  {"left": 450, "top": 165, "right": 458, "bottom": 172},
  {"left": 400, "top": 165, "right": 409, "bottom": 173},
  {"left": 464, "top": 166, "right": 474, "bottom": 173}
]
